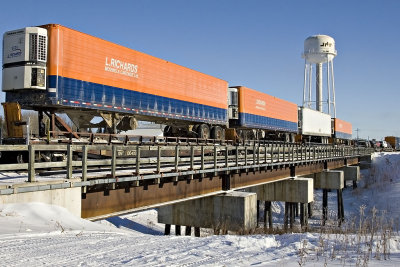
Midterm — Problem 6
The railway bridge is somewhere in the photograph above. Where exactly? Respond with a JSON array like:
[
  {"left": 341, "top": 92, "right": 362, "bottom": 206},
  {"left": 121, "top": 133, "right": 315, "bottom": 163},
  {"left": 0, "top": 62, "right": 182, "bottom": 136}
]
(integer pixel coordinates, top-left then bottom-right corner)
[{"left": 0, "top": 138, "right": 373, "bottom": 230}]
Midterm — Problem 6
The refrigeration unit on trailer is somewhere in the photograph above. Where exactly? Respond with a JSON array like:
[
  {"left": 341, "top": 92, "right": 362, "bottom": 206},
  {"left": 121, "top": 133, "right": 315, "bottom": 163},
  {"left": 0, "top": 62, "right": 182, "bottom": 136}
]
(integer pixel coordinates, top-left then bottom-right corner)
[
  {"left": 2, "top": 27, "right": 47, "bottom": 91},
  {"left": 298, "top": 107, "right": 331, "bottom": 143}
]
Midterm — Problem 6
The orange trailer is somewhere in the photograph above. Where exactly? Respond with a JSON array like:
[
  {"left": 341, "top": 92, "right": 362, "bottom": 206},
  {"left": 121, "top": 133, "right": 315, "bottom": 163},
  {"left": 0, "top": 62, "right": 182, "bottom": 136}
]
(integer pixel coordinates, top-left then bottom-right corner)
[
  {"left": 234, "top": 86, "right": 298, "bottom": 133},
  {"left": 333, "top": 118, "right": 352, "bottom": 139},
  {"left": 4, "top": 24, "right": 229, "bottom": 128}
]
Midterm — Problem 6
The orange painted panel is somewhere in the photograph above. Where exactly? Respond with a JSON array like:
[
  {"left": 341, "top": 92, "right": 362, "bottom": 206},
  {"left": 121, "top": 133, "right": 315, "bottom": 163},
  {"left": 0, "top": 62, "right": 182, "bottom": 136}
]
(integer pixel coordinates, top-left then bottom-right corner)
[
  {"left": 238, "top": 86, "right": 298, "bottom": 123},
  {"left": 334, "top": 118, "right": 352, "bottom": 135},
  {"left": 43, "top": 24, "right": 228, "bottom": 109}
]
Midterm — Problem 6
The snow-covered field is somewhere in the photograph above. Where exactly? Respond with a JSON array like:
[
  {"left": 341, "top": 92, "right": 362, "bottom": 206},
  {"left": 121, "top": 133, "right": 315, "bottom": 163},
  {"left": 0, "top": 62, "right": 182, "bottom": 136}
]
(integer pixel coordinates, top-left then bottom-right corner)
[{"left": 1, "top": 152, "right": 400, "bottom": 266}]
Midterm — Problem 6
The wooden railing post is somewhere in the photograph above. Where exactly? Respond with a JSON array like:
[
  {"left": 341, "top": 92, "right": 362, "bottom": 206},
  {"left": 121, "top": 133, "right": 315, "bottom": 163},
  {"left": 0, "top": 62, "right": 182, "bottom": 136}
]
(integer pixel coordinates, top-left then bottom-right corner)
[
  {"left": 277, "top": 144, "right": 280, "bottom": 163},
  {"left": 264, "top": 143, "right": 268, "bottom": 164},
  {"left": 28, "top": 145, "right": 35, "bottom": 182},
  {"left": 174, "top": 145, "right": 179, "bottom": 182},
  {"left": 175, "top": 145, "right": 179, "bottom": 171},
  {"left": 201, "top": 145, "right": 205, "bottom": 178},
  {"left": 225, "top": 145, "right": 229, "bottom": 174},
  {"left": 235, "top": 146, "right": 239, "bottom": 173},
  {"left": 67, "top": 144, "right": 73, "bottom": 179},
  {"left": 253, "top": 144, "right": 256, "bottom": 166},
  {"left": 270, "top": 143, "right": 274, "bottom": 164},
  {"left": 82, "top": 145, "right": 88, "bottom": 193},
  {"left": 136, "top": 146, "right": 141, "bottom": 175},
  {"left": 157, "top": 145, "right": 161, "bottom": 174},
  {"left": 313, "top": 146, "right": 316, "bottom": 161},
  {"left": 214, "top": 146, "right": 218, "bottom": 176},
  {"left": 189, "top": 145, "right": 194, "bottom": 179},
  {"left": 111, "top": 145, "right": 117, "bottom": 178},
  {"left": 291, "top": 144, "right": 295, "bottom": 162},
  {"left": 245, "top": 146, "right": 248, "bottom": 166}
]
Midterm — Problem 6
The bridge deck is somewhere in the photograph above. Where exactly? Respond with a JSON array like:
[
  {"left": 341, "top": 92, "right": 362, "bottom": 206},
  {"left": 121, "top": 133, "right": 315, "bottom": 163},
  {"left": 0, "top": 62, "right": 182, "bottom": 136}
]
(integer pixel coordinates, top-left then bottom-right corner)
[{"left": 0, "top": 142, "right": 372, "bottom": 218}]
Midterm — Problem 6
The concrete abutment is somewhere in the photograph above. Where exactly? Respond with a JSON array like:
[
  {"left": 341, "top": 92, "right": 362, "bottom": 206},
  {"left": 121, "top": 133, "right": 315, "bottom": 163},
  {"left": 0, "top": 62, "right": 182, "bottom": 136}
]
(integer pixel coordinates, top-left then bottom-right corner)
[{"left": 0, "top": 180, "right": 81, "bottom": 217}]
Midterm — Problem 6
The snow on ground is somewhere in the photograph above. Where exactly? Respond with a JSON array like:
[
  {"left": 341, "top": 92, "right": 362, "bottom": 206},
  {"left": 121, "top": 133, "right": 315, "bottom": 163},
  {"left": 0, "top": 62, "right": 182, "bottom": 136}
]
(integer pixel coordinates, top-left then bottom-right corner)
[{"left": 1, "top": 152, "right": 400, "bottom": 266}]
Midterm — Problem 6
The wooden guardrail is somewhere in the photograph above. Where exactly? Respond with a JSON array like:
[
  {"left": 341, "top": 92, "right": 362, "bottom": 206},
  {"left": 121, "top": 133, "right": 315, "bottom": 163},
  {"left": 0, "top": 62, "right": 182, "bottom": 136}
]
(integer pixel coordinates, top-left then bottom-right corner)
[{"left": 0, "top": 143, "right": 374, "bottom": 185}]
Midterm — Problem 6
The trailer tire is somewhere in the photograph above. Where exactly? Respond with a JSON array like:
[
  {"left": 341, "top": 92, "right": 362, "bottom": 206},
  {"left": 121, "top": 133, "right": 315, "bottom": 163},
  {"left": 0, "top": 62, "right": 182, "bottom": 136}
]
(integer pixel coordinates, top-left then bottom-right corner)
[
  {"left": 197, "top": 124, "right": 210, "bottom": 140},
  {"left": 211, "top": 126, "right": 225, "bottom": 140}
]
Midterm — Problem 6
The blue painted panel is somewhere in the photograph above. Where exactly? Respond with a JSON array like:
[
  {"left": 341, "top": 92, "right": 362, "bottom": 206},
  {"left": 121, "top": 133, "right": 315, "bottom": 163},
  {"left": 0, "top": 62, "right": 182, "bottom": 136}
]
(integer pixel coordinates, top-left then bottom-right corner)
[
  {"left": 239, "top": 112, "right": 297, "bottom": 133},
  {"left": 335, "top": 131, "right": 352, "bottom": 140},
  {"left": 48, "top": 75, "right": 227, "bottom": 125}
]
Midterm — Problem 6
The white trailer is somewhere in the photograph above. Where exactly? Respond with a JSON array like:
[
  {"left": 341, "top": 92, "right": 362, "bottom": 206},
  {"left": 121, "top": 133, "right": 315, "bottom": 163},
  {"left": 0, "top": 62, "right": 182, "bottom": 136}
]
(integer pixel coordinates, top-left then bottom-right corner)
[{"left": 299, "top": 107, "right": 331, "bottom": 142}]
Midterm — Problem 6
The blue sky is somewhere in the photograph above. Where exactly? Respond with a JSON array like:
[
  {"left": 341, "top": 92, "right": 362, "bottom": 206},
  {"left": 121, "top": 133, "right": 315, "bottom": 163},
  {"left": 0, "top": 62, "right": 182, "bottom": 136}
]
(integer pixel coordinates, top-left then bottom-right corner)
[{"left": 1, "top": 0, "right": 399, "bottom": 140}]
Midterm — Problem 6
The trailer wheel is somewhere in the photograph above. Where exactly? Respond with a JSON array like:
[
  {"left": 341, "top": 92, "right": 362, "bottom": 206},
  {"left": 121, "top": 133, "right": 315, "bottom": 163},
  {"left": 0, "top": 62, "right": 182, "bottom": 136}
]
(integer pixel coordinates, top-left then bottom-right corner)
[
  {"left": 211, "top": 126, "right": 225, "bottom": 140},
  {"left": 197, "top": 124, "right": 210, "bottom": 139},
  {"left": 290, "top": 133, "right": 295, "bottom": 143}
]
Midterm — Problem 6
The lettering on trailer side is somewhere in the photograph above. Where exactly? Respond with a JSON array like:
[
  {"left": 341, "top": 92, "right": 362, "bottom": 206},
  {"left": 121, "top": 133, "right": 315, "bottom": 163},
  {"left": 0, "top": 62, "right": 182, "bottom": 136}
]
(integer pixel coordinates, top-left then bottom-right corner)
[
  {"left": 105, "top": 57, "right": 139, "bottom": 78},
  {"left": 255, "top": 99, "right": 266, "bottom": 111}
]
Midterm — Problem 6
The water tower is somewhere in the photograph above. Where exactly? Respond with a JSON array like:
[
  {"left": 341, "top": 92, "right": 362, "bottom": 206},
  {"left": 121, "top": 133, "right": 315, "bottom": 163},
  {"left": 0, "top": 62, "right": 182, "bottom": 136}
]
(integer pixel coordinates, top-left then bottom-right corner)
[{"left": 302, "top": 35, "right": 337, "bottom": 117}]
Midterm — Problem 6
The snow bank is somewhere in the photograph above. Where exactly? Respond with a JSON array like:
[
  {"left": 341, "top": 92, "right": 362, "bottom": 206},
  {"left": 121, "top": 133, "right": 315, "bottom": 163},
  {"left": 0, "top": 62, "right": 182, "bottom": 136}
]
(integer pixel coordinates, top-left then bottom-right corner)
[{"left": 0, "top": 202, "right": 118, "bottom": 235}]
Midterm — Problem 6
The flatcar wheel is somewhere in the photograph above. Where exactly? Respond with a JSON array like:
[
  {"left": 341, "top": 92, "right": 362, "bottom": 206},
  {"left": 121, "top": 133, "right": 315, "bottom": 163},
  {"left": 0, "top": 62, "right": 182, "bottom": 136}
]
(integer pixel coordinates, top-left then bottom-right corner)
[
  {"left": 163, "top": 125, "right": 173, "bottom": 137},
  {"left": 197, "top": 124, "right": 210, "bottom": 140}
]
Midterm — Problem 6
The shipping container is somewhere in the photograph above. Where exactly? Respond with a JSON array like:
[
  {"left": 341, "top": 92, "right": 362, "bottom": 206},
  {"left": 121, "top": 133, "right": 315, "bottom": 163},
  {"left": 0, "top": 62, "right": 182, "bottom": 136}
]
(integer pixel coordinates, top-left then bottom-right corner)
[
  {"left": 236, "top": 86, "right": 298, "bottom": 133},
  {"left": 333, "top": 118, "right": 352, "bottom": 139},
  {"left": 299, "top": 107, "right": 331, "bottom": 136},
  {"left": 385, "top": 136, "right": 400, "bottom": 150},
  {"left": 3, "top": 24, "right": 228, "bottom": 126}
]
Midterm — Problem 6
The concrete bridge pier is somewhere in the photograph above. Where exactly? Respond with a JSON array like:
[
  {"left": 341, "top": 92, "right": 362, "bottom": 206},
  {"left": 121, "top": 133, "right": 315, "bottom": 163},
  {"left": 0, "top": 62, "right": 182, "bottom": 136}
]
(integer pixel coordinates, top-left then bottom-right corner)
[
  {"left": 248, "top": 177, "right": 314, "bottom": 230},
  {"left": 185, "top": 226, "right": 191, "bottom": 236},
  {"left": 314, "top": 170, "right": 345, "bottom": 225},
  {"left": 158, "top": 191, "right": 257, "bottom": 236},
  {"left": 264, "top": 201, "right": 273, "bottom": 229},
  {"left": 337, "top": 166, "right": 360, "bottom": 189},
  {"left": 308, "top": 202, "right": 313, "bottom": 218},
  {"left": 165, "top": 224, "right": 171, "bottom": 235},
  {"left": 359, "top": 155, "right": 372, "bottom": 170},
  {"left": 175, "top": 225, "right": 181, "bottom": 235}
]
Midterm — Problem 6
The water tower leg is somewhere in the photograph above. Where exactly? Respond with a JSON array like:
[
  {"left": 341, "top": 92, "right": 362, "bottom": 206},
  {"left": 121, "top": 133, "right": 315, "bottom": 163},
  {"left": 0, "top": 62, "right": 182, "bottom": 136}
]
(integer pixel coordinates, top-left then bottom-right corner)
[{"left": 316, "top": 63, "right": 323, "bottom": 111}]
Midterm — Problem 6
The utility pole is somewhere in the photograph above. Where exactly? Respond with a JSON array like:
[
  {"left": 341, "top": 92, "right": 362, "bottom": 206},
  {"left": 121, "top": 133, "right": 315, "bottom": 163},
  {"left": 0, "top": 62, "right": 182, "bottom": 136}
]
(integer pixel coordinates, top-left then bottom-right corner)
[{"left": 355, "top": 128, "right": 360, "bottom": 140}]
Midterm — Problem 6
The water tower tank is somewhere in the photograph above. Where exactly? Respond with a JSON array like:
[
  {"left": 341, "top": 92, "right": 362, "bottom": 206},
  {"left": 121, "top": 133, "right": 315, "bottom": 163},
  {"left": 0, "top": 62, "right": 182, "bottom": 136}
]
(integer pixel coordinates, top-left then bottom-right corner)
[{"left": 303, "top": 35, "right": 337, "bottom": 64}]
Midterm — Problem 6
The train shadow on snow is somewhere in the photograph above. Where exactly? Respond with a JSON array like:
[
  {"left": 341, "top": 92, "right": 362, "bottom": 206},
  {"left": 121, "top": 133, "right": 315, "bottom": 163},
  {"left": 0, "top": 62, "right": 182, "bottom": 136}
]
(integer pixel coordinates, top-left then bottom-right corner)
[{"left": 106, "top": 216, "right": 163, "bottom": 236}]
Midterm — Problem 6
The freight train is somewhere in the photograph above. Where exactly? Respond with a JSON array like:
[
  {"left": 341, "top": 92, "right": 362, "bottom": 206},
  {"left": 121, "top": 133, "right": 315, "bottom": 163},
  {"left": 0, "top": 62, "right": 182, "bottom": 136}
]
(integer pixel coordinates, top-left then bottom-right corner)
[{"left": 2, "top": 24, "right": 352, "bottom": 143}]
